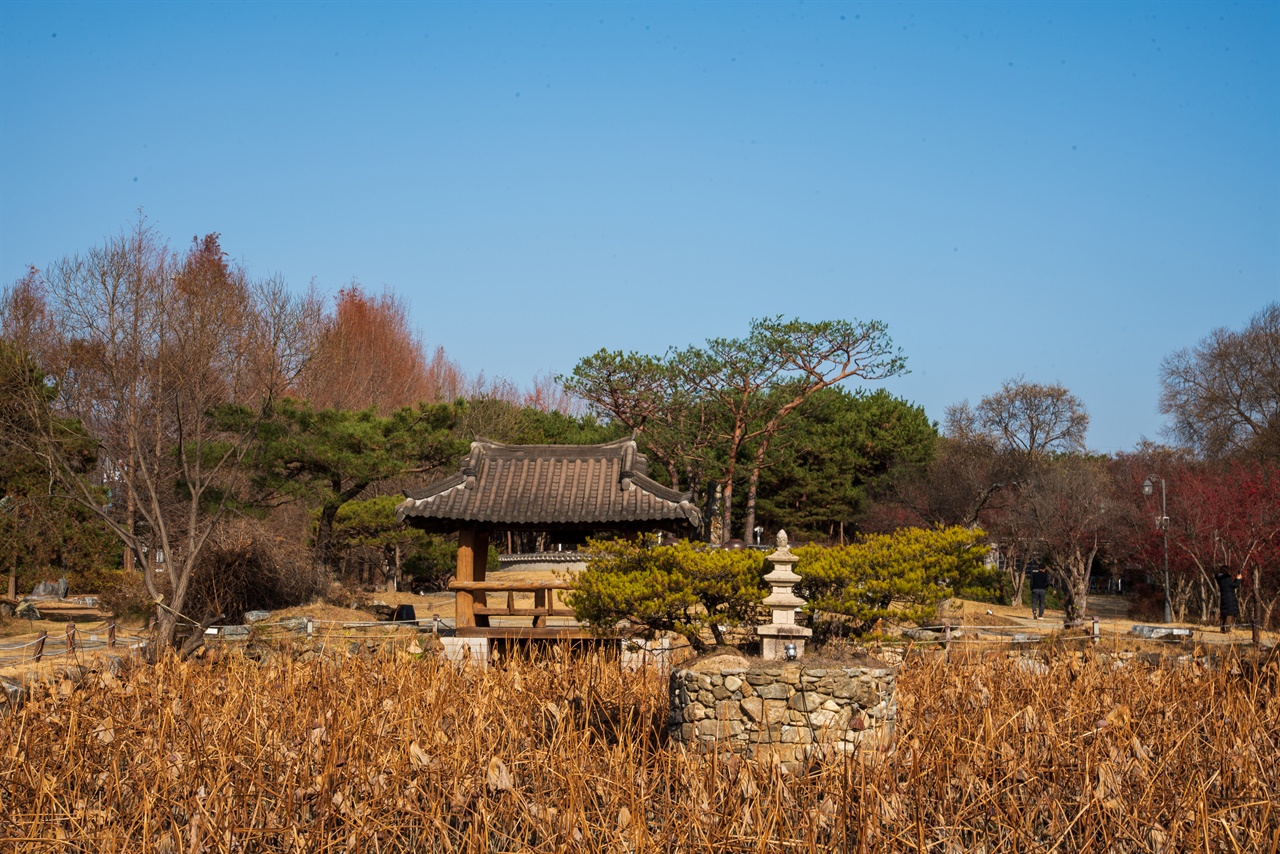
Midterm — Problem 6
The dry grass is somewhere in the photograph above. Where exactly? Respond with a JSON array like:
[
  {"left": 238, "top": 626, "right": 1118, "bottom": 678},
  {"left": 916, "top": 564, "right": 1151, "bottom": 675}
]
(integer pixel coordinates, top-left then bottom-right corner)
[{"left": 1, "top": 639, "right": 1276, "bottom": 852}]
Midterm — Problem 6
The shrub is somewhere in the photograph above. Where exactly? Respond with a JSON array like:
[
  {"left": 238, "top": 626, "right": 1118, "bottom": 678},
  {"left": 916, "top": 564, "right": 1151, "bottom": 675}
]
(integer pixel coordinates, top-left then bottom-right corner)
[
  {"left": 184, "top": 519, "right": 328, "bottom": 622},
  {"left": 567, "top": 539, "right": 768, "bottom": 651},
  {"left": 797, "top": 525, "right": 994, "bottom": 635}
]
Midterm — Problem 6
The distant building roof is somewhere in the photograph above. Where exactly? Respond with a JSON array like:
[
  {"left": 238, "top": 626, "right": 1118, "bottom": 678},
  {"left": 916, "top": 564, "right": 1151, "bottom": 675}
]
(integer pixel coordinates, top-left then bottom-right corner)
[{"left": 396, "top": 437, "right": 702, "bottom": 533}]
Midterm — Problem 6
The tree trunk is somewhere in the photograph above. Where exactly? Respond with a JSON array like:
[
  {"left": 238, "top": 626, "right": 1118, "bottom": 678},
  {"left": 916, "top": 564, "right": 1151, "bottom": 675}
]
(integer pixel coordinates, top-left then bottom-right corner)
[
  {"left": 742, "top": 463, "right": 761, "bottom": 544},
  {"left": 1058, "top": 546, "right": 1096, "bottom": 627},
  {"left": 315, "top": 501, "right": 341, "bottom": 567},
  {"left": 157, "top": 610, "right": 178, "bottom": 651},
  {"left": 719, "top": 476, "right": 734, "bottom": 546},
  {"left": 1008, "top": 565, "right": 1026, "bottom": 607}
]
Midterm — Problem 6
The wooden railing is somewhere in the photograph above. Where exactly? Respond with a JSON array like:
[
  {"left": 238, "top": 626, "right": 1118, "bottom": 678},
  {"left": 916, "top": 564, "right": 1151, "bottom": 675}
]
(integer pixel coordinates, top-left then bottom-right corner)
[{"left": 447, "top": 580, "right": 575, "bottom": 628}]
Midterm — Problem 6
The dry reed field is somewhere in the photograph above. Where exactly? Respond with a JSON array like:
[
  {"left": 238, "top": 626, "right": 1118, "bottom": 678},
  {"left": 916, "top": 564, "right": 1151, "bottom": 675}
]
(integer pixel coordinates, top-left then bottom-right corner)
[{"left": 2, "top": 640, "right": 1276, "bottom": 853}]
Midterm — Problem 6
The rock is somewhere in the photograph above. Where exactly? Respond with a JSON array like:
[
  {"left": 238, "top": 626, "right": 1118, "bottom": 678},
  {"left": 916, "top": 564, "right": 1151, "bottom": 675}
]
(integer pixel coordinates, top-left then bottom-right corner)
[
  {"left": 1131, "top": 625, "right": 1191, "bottom": 640},
  {"left": 788, "top": 692, "right": 822, "bottom": 712},
  {"left": 741, "top": 698, "right": 766, "bottom": 723},
  {"left": 757, "top": 683, "right": 791, "bottom": 700},
  {"left": 14, "top": 601, "right": 41, "bottom": 620},
  {"left": 243, "top": 610, "right": 271, "bottom": 623},
  {"left": 697, "top": 719, "right": 742, "bottom": 739},
  {"left": 220, "top": 625, "right": 250, "bottom": 639},
  {"left": 903, "top": 628, "right": 940, "bottom": 641},
  {"left": 278, "top": 616, "right": 308, "bottom": 633},
  {"left": 723, "top": 675, "right": 743, "bottom": 692},
  {"left": 0, "top": 603, "right": 12, "bottom": 617},
  {"left": 1, "top": 677, "right": 25, "bottom": 711},
  {"left": 30, "top": 577, "right": 69, "bottom": 599},
  {"left": 715, "top": 700, "right": 742, "bottom": 721}
]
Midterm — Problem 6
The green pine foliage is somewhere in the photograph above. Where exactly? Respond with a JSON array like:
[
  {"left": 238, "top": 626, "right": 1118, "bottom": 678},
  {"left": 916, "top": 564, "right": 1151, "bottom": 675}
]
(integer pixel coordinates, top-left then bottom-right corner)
[
  {"left": 566, "top": 539, "right": 768, "bottom": 651},
  {"left": 0, "top": 340, "right": 120, "bottom": 594},
  {"left": 796, "top": 526, "right": 994, "bottom": 634},
  {"left": 754, "top": 388, "right": 937, "bottom": 539}
]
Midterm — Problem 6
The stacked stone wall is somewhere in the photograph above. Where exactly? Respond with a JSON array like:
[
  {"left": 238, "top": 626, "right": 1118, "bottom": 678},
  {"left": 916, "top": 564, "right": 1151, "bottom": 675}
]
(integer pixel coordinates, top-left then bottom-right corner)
[{"left": 667, "top": 659, "right": 896, "bottom": 769}]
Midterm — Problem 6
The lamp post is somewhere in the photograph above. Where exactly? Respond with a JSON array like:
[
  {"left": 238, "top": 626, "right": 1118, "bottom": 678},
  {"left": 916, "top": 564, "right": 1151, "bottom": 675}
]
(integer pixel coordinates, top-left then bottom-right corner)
[{"left": 1142, "top": 475, "right": 1172, "bottom": 624}]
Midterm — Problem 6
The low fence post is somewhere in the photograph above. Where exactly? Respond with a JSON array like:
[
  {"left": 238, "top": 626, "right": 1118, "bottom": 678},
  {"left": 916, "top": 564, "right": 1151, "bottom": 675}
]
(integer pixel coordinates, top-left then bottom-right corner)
[
  {"left": 66, "top": 622, "right": 77, "bottom": 655},
  {"left": 107, "top": 622, "right": 116, "bottom": 649},
  {"left": 306, "top": 617, "right": 314, "bottom": 638},
  {"left": 943, "top": 620, "right": 951, "bottom": 651},
  {"left": 1091, "top": 616, "right": 1099, "bottom": 645},
  {"left": 33, "top": 632, "right": 47, "bottom": 664}
]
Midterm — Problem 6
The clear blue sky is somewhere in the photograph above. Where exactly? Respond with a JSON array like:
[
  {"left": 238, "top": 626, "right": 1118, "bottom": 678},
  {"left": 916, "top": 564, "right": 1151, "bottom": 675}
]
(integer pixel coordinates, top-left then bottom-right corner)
[{"left": 2, "top": 1, "right": 1276, "bottom": 451}]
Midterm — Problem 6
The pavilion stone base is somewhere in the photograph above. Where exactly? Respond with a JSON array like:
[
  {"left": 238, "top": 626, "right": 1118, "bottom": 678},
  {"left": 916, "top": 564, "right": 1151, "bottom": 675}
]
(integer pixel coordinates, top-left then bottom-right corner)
[
  {"left": 440, "top": 636, "right": 489, "bottom": 666},
  {"left": 667, "top": 656, "right": 896, "bottom": 771},
  {"left": 621, "top": 636, "right": 672, "bottom": 672}
]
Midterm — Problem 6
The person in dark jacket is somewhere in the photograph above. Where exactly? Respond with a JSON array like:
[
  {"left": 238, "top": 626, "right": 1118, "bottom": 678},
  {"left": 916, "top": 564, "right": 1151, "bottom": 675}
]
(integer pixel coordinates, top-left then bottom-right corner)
[
  {"left": 1029, "top": 567, "right": 1051, "bottom": 620},
  {"left": 1215, "top": 567, "right": 1242, "bottom": 633}
]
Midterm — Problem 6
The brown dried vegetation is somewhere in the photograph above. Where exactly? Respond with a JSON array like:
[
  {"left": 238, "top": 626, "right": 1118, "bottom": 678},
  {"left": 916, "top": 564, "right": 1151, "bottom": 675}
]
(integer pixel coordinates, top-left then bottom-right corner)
[{"left": 2, "top": 645, "right": 1276, "bottom": 852}]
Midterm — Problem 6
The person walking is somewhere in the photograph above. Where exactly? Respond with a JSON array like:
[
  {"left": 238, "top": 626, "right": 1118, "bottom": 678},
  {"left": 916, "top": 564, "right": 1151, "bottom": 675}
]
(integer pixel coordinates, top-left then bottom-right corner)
[
  {"left": 1029, "top": 566, "right": 1050, "bottom": 620},
  {"left": 1215, "top": 567, "right": 1242, "bottom": 633}
]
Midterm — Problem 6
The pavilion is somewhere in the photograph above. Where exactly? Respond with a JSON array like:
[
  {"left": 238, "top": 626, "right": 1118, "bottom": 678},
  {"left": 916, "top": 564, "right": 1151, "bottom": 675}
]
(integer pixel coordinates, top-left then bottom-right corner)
[{"left": 396, "top": 436, "right": 701, "bottom": 641}]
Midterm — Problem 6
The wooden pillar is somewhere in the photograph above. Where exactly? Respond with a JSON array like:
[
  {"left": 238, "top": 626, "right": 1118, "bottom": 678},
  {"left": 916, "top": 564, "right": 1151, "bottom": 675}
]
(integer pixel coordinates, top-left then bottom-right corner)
[
  {"left": 533, "top": 590, "right": 548, "bottom": 628},
  {"left": 455, "top": 527, "right": 490, "bottom": 628}
]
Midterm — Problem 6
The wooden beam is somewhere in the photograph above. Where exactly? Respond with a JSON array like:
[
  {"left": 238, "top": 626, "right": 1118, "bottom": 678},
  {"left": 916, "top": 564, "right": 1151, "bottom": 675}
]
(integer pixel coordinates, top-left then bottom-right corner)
[
  {"left": 448, "top": 580, "right": 572, "bottom": 591},
  {"left": 453, "top": 626, "right": 592, "bottom": 640},
  {"left": 533, "top": 589, "right": 548, "bottom": 628},
  {"left": 454, "top": 527, "right": 491, "bottom": 628},
  {"left": 472, "top": 606, "right": 577, "bottom": 618}
]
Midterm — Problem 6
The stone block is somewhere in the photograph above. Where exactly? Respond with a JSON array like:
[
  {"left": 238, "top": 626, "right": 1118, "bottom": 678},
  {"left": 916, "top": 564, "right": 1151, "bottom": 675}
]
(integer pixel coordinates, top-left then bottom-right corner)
[
  {"left": 745, "top": 673, "right": 772, "bottom": 686},
  {"left": 711, "top": 685, "right": 733, "bottom": 700},
  {"left": 741, "top": 698, "right": 766, "bottom": 723},
  {"left": 789, "top": 691, "right": 822, "bottom": 712},
  {"left": 763, "top": 700, "right": 789, "bottom": 725},
  {"left": 757, "top": 683, "right": 791, "bottom": 700},
  {"left": 697, "top": 690, "right": 716, "bottom": 707},
  {"left": 830, "top": 678, "right": 859, "bottom": 700},
  {"left": 747, "top": 724, "right": 784, "bottom": 744},
  {"left": 683, "top": 702, "right": 707, "bottom": 723},
  {"left": 780, "top": 726, "right": 813, "bottom": 744},
  {"left": 808, "top": 709, "right": 837, "bottom": 729},
  {"left": 715, "top": 700, "right": 742, "bottom": 721},
  {"left": 723, "top": 675, "right": 742, "bottom": 692},
  {"left": 698, "top": 719, "right": 743, "bottom": 739}
]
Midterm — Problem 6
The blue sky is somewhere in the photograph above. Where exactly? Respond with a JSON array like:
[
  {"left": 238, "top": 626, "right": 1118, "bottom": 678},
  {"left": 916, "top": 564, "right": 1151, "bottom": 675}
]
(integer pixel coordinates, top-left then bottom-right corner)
[{"left": 2, "top": 1, "right": 1276, "bottom": 451}]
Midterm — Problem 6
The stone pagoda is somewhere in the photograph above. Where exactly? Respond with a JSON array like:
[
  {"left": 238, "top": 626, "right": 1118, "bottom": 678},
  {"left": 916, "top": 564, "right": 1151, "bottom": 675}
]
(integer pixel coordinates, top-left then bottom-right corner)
[{"left": 757, "top": 530, "right": 813, "bottom": 660}]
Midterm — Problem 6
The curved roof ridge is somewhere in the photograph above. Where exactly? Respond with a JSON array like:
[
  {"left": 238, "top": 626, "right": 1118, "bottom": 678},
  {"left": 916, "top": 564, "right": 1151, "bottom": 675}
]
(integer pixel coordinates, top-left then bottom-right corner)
[{"left": 396, "top": 437, "right": 701, "bottom": 533}]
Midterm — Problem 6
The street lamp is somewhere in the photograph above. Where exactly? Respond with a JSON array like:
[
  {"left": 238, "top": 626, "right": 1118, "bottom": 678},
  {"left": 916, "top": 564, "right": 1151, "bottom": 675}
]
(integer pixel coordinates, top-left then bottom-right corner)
[{"left": 1142, "top": 475, "right": 1173, "bottom": 624}]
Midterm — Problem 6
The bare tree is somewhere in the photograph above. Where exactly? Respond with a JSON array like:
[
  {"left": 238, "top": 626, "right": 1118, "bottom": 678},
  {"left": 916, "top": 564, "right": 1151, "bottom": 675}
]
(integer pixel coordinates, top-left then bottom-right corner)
[
  {"left": 1027, "top": 457, "right": 1125, "bottom": 625},
  {"left": 950, "top": 376, "right": 1090, "bottom": 457},
  {"left": 1160, "top": 302, "right": 1280, "bottom": 461},
  {"left": 4, "top": 221, "right": 314, "bottom": 651}
]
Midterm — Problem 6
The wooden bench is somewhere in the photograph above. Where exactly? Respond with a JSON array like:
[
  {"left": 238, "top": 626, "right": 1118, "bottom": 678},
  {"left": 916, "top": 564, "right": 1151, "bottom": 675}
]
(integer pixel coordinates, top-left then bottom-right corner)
[{"left": 448, "top": 580, "right": 575, "bottom": 628}]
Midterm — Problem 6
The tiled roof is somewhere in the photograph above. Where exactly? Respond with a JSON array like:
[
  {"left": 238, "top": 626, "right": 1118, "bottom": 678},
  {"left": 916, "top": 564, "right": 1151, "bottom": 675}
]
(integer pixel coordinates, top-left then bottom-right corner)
[{"left": 396, "top": 437, "right": 702, "bottom": 532}]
